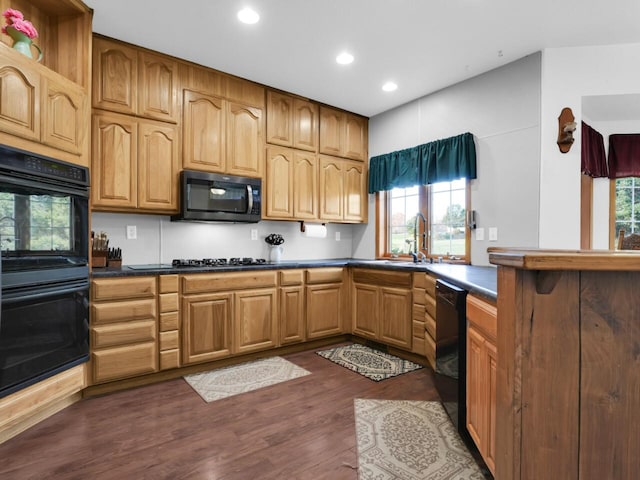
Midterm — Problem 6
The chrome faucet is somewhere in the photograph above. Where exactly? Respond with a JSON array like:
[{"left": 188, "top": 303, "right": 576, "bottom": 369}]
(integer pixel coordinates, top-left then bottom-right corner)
[{"left": 410, "top": 212, "right": 428, "bottom": 263}]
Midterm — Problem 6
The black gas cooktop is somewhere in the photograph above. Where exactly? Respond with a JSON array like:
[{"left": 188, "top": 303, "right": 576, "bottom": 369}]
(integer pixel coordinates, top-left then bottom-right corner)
[{"left": 171, "top": 258, "right": 267, "bottom": 268}]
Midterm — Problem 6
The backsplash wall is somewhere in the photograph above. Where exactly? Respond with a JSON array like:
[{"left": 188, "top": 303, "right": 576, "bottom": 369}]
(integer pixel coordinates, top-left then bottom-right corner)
[{"left": 91, "top": 213, "right": 355, "bottom": 265}]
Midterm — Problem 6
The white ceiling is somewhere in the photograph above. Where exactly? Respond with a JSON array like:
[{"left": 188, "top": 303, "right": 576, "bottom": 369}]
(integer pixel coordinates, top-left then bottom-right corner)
[{"left": 84, "top": 0, "right": 640, "bottom": 118}]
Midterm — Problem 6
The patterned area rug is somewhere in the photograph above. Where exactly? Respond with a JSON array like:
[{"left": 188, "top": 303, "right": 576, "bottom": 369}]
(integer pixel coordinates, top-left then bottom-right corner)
[
  {"left": 184, "top": 356, "right": 311, "bottom": 403},
  {"left": 316, "top": 343, "right": 423, "bottom": 381},
  {"left": 355, "top": 399, "right": 485, "bottom": 480}
]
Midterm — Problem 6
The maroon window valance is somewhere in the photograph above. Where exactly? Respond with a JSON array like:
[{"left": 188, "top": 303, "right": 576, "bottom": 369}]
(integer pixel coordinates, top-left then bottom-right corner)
[
  {"left": 581, "top": 122, "right": 608, "bottom": 178},
  {"left": 608, "top": 133, "right": 640, "bottom": 179}
]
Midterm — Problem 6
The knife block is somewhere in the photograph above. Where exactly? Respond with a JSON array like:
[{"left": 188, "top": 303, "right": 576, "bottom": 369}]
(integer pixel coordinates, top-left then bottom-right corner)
[{"left": 92, "top": 250, "right": 107, "bottom": 268}]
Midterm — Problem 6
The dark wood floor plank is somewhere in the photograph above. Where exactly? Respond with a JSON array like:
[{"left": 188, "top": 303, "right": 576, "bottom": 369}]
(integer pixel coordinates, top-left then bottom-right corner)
[{"left": 0, "top": 345, "right": 440, "bottom": 479}]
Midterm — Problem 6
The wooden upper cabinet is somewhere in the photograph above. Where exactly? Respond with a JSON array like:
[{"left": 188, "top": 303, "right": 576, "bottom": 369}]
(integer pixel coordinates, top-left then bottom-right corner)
[
  {"left": 293, "top": 151, "right": 318, "bottom": 220},
  {"left": 182, "top": 89, "right": 225, "bottom": 172},
  {"left": 138, "top": 51, "right": 178, "bottom": 123},
  {"left": 319, "top": 106, "right": 367, "bottom": 161},
  {"left": 343, "top": 160, "right": 367, "bottom": 222},
  {"left": 137, "top": 121, "right": 179, "bottom": 211},
  {"left": 319, "top": 106, "right": 344, "bottom": 157},
  {"left": 226, "top": 101, "right": 263, "bottom": 177},
  {"left": 266, "top": 90, "right": 318, "bottom": 152},
  {"left": 42, "top": 77, "right": 85, "bottom": 155},
  {"left": 92, "top": 111, "right": 137, "bottom": 209},
  {"left": 92, "top": 37, "right": 138, "bottom": 115},
  {"left": 0, "top": 60, "right": 40, "bottom": 141},
  {"left": 93, "top": 36, "right": 178, "bottom": 123},
  {"left": 319, "top": 156, "right": 344, "bottom": 221},
  {"left": 293, "top": 98, "right": 318, "bottom": 152},
  {"left": 265, "top": 146, "right": 294, "bottom": 219}
]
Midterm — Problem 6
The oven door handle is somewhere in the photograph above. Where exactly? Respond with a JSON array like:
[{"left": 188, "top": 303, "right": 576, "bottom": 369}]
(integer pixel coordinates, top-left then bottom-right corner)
[{"left": 2, "top": 282, "right": 88, "bottom": 304}]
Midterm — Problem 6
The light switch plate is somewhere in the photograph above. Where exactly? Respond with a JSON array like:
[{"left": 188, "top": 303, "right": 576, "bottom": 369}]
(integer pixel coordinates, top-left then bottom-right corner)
[
  {"left": 126, "top": 225, "right": 137, "bottom": 240},
  {"left": 489, "top": 227, "right": 498, "bottom": 241},
  {"left": 475, "top": 227, "right": 485, "bottom": 241},
  {"left": 335, "top": 231, "right": 341, "bottom": 241},
  {"left": 250, "top": 229, "right": 258, "bottom": 240}
]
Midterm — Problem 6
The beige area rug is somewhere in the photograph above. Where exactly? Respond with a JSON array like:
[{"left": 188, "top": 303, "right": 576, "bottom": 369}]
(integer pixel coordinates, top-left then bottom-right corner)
[
  {"left": 184, "top": 356, "right": 311, "bottom": 402},
  {"left": 355, "top": 399, "right": 485, "bottom": 480}
]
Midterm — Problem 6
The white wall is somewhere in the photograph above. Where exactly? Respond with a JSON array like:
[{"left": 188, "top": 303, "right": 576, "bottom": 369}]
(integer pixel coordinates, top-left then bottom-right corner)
[
  {"left": 539, "top": 43, "right": 640, "bottom": 248},
  {"left": 355, "top": 53, "right": 542, "bottom": 265},
  {"left": 92, "top": 213, "right": 354, "bottom": 265}
]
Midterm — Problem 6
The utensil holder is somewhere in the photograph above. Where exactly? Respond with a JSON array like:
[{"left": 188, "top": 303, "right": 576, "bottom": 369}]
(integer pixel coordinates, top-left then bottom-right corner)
[{"left": 92, "top": 250, "right": 107, "bottom": 268}]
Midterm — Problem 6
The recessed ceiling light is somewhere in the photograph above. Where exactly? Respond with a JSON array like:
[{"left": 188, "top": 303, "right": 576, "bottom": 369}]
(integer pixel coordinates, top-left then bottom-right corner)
[
  {"left": 336, "top": 52, "right": 354, "bottom": 65},
  {"left": 237, "top": 7, "right": 260, "bottom": 24},
  {"left": 382, "top": 81, "right": 398, "bottom": 92}
]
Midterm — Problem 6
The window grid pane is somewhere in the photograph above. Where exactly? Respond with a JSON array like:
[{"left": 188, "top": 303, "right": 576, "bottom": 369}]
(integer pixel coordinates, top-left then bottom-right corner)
[
  {"left": 430, "top": 180, "right": 466, "bottom": 256},
  {"left": 616, "top": 177, "right": 640, "bottom": 237},
  {"left": 388, "top": 187, "right": 419, "bottom": 255}
]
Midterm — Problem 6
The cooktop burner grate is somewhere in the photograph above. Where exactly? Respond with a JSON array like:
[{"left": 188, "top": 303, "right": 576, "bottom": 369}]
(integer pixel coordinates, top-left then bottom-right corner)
[{"left": 171, "top": 258, "right": 267, "bottom": 267}]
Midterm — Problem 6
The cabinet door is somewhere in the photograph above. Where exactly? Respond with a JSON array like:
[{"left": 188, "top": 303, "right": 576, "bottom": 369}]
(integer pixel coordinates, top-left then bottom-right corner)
[
  {"left": 307, "top": 284, "right": 342, "bottom": 339},
  {"left": 265, "top": 146, "right": 294, "bottom": 219},
  {"left": 42, "top": 77, "right": 84, "bottom": 155},
  {"left": 91, "top": 111, "right": 137, "bottom": 209},
  {"left": 319, "top": 156, "right": 343, "bottom": 221},
  {"left": 226, "top": 101, "right": 263, "bottom": 177},
  {"left": 138, "top": 51, "right": 178, "bottom": 123},
  {"left": 293, "top": 98, "right": 318, "bottom": 152},
  {"left": 138, "top": 121, "right": 179, "bottom": 211},
  {"left": 379, "top": 287, "right": 412, "bottom": 349},
  {"left": 343, "top": 160, "right": 367, "bottom": 222},
  {"left": 319, "top": 106, "right": 344, "bottom": 156},
  {"left": 280, "top": 286, "right": 305, "bottom": 345},
  {"left": 486, "top": 339, "right": 497, "bottom": 475},
  {"left": 182, "top": 89, "right": 225, "bottom": 172},
  {"left": 182, "top": 293, "right": 232, "bottom": 365},
  {"left": 293, "top": 151, "right": 318, "bottom": 220},
  {"left": 235, "top": 288, "right": 277, "bottom": 354},
  {"left": 92, "top": 37, "right": 137, "bottom": 115},
  {"left": 92, "top": 342, "right": 157, "bottom": 384},
  {"left": 266, "top": 90, "right": 292, "bottom": 147},
  {"left": 466, "top": 325, "right": 486, "bottom": 452},
  {"left": 0, "top": 59, "right": 40, "bottom": 141},
  {"left": 352, "top": 283, "right": 378, "bottom": 339},
  {"left": 344, "top": 114, "right": 367, "bottom": 161}
]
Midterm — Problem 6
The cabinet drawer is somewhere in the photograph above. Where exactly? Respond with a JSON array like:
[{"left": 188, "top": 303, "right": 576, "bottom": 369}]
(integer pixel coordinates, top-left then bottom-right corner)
[
  {"left": 413, "top": 319, "right": 425, "bottom": 338},
  {"left": 92, "top": 276, "right": 156, "bottom": 301},
  {"left": 91, "top": 299, "right": 156, "bottom": 325},
  {"left": 425, "top": 332, "right": 436, "bottom": 369},
  {"left": 279, "top": 269, "right": 304, "bottom": 286},
  {"left": 425, "top": 294, "right": 436, "bottom": 319},
  {"left": 412, "top": 303, "right": 425, "bottom": 322},
  {"left": 413, "top": 272, "right": 426, "bottom": 289},
  {"left": 159, "top": 311, "right": 179, "bottom": 331},
  {"left": 159, "top": 330, "right": 179, "bottom": 351},
  {"left": 467, "top": 295, "right": 497, "bottom": 341},
  {"left": 306, "top": 268, "right": 343, "bottom": 284},
  {"left": 425, "top": 311, "right": 436, "bottom": 339},
  {"left": 413, "top": 333, "right": 425, "bottom": 355},
  {"left": 425, "top": 274, "right": 436, "bottom": 296},
  {"left": 352, "top": 268, "right": 411, "bottom": 288},
  {"left": 92, "top": 342, "right": 158, "bottom": 384},
  {"left": 412, "top": 287, "right": 425, "bottom": 305},
  {"left": 91, "top": 320, "right": 156, "bottom": 348},
  {"left": 159, "top": 292, "right": 179, "bottom": 313},
  {"left": 158, "top": 274, "right": 179, "bottom": 293},
  {"left": 160, "top": 349, "right": 180, "bottom": 370},
  {"left": 181, "top": 271, "right": 277, "bottom": 294}
]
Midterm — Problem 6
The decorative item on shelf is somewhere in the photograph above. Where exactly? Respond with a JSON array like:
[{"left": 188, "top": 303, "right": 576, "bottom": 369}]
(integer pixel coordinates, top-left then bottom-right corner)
[
  {"left": 91, "top": 230, "right": 109, "bottom": 268},
  {"left": 557, "top": 107, "right": 577, "bottom": 153},
  {"left": 1, "top": 9, "right": 42, "bottom": 62},
  {"left": 265, "top": 233, "right": 284, "bottom": 263}
]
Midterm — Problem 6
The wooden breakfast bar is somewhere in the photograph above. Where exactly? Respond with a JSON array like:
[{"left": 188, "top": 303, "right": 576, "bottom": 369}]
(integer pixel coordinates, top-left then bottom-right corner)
[{"left": 489, "top": 249, "right": 639, "bottom": 480}]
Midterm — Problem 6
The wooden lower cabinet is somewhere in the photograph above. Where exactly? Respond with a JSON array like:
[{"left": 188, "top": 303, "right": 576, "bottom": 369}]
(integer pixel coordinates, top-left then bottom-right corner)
[
  {"left": 158, "top": 275, "right": 180, "bottom": 370},
  {"left": 466, "top": 294, "right": 497, "bottom": 475},
  {"left": 351, "top": 269, "right": 413, "bottom": 350},
  {"left": 306, "top": 268, "right": 345, "bottom": 339},
  {"left": 182, "top": 292, "right": 233, "bottom": 365},
  {"left": 234, "top": 288, "right": 277, "bottom": 354},
  {"left": 280, "top": 285, "right": 305, "bottom": 344},
  {"left": 90, "top": 276, "right": 158, "bottom": 385}
]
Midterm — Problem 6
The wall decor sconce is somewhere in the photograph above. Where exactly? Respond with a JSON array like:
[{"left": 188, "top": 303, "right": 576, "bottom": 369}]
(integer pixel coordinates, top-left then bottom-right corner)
[{"left": 557, "top": 107, "right": 577, "bottom": 153}]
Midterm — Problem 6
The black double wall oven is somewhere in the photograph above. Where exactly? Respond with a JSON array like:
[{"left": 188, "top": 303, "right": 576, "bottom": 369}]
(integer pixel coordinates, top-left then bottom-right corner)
[{"left": 0, "top": 145, "right": 90, "bottom": 399}]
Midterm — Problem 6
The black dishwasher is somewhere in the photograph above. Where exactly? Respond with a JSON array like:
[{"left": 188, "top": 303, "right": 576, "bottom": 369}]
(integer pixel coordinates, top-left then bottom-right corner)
[{"left": 434, "top": 279, "right": 468, "bottom": 433}]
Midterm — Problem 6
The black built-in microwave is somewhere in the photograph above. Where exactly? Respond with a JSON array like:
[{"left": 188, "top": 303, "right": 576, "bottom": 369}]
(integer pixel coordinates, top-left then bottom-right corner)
[{"left": 171, "top": 170, "right": 261, "bottom": 223}]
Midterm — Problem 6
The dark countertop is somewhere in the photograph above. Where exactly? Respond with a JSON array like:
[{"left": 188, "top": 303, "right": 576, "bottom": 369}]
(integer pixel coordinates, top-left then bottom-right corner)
[{"left": 92, "top": 258, "right": 497, "bottom": 300}]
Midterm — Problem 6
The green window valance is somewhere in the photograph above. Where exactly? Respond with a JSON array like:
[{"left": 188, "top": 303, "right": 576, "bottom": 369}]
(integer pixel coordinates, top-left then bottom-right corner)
[{"left": 368, "top": 132, "right": 477, "bottom": 193}]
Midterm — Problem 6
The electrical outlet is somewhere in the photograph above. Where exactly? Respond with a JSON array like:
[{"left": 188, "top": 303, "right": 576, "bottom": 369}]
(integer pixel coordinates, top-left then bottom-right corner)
[
  {"left": 335, "top": 231, "right": 341, "bottom": 241},
  {"left": 251, "top": 229, "right": 258, "bottom": 240},
  {"left": 475, "top": 228, "right": 485, "bottom": 241},
  {"left": 126, "top": 225, "right": 137, "bottom": 240}
]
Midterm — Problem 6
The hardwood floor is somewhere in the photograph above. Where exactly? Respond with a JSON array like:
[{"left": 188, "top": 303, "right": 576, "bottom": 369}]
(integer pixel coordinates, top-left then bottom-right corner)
[{"left": 0, "top": 344, "right": 440, "bottom": 479}]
